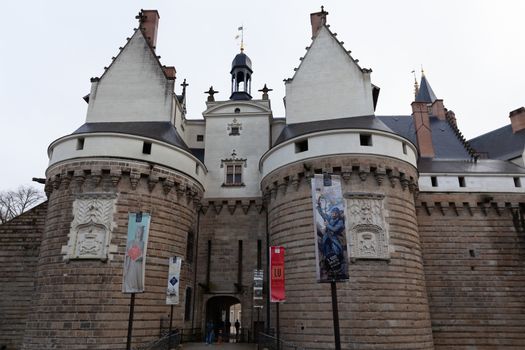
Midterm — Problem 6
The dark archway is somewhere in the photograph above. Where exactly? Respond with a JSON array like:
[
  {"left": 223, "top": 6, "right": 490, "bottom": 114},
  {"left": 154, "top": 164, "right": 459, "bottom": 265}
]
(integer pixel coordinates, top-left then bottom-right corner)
[{"left": 205, "top": 296, "right": 241, "bottom": 343}]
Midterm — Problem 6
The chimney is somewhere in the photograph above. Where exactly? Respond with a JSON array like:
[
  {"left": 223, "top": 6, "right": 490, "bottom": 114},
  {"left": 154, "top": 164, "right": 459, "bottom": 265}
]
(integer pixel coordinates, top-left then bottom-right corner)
[
  {"left": 431, "top": 99, "right": 446, "bottom": 120},
  {"left": 310, "top": 7, "right": 328, "bottom": 38},
  {"left": 138, "top": 10, "right": 160, "bottom": 50},
  {"left": 509, "top": 107, "right": 525, "bottom": 133},
  {"left": 412, "top": 101, "right": 435, "bottom": 158},
  {"left": 163, "top": 66, "right": 176, "bottom": 80}
]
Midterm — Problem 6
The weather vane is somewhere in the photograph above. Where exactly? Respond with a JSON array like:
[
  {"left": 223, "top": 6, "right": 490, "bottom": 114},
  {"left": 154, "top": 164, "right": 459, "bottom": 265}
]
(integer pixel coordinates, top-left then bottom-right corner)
[{"left": 235, "top": 25, "right": 245, "bottom": 52}]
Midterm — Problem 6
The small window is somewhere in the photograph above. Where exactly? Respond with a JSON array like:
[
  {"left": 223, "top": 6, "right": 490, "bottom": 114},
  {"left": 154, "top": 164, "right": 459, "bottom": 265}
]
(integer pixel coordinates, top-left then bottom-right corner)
[
  {"left": 76, "top": 138, "right": 85, "bottom": 150},
  {"left": 458, "top": 176, "right": 466, "bottom": 187},
  {"left": 514, "top": 177, "right": 521, "bottom": 188},
  {"left": 225, "top": 164, "right": 243, "bottom": 185},
  {"left": 142, "top": 142, "right": 152, "bottom": 154},
  {"left": 402, "top": 142, "right": 407, "bottom": 155},
  {"left": 230, "top": 126, "right": 240, "bottom": 136},
  {"left": 195, "top": 163, "right": 199, "bottom": 175},
  {"left": 295, "top": 139, "right": 308, "bottom": 153},
  {"left": 431, "top": 176, "right": 438, "bottom": 187},
  {"left": 186, "top": 231, "right": 194, "bottom": 263},
  {"left": 197, "top": 135, "right": 204, "bottom": 142},
  {"left": 360, "top": 134, "right": 372, "bottom": 146},
  {"left": 234, "top": 108, "right": 241, "bottom": 114}
]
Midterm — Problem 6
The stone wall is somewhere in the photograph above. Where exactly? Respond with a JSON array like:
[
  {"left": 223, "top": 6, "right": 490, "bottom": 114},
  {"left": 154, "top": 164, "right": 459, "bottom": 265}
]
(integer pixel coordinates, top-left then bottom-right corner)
[
  {"left": 21, "top": 159, "right": 202, "bottom": 350},
  {"left": 417, "top": 193, "right": 525, "bottom": 349},
  {"left": 262, "top": 155, "right": 435, "bottom": 350},
  {"left": 0, "top": 202, "right": 47, "bottom": 350},
  {"left": 193, "top": 198, "right": 267, "bottom": 338}
]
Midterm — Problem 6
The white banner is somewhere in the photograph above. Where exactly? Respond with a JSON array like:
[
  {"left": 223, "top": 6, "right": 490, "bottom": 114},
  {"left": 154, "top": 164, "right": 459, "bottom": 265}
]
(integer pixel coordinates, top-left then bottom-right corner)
[{"left": 166, "top": 256, "right": 182, "bottom": 305}]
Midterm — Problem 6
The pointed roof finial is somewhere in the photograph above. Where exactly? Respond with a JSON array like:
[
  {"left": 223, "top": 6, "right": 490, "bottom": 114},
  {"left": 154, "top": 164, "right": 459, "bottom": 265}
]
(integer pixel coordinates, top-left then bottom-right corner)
[
  {"left": 415, "top": 70, "right": 438, "bottom": 103},
  {"left": 321, "top": 5, "right": 325, "bottom": 13},
  {"left": 205, "top": 86, "right": 219, "bottom": 102},
  {"left": 421, "top": 65, "right": 425, "bottom": 77},
  {"left": 181, "top": 78, "right": 188, "bottom": 98},
  {"left": 237, "top": 26, "right": 245, "bottom": 52},
  {"left": 258, "top": 84, "right": 273, "bottom": 100},
  {"left": 411, "top": 70, "right": 419, "bottom": 99}
]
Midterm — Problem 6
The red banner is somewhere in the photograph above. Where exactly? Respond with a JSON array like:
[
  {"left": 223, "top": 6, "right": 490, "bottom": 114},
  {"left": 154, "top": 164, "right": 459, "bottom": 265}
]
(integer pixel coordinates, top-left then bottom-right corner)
[{"left": 270, "top": 246, "right": 285, "bottom": 302}]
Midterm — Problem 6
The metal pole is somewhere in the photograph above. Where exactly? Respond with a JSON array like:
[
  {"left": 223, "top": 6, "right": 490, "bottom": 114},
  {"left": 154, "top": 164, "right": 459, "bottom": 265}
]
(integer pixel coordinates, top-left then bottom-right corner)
[
  {"left": 168, "top": 304, "right": 174, "bottom": 350},
  {"left": 126, "top": 293, "right": 136, "bottom": 350},
  {"left": 276, "top": 302, "right": 280, "bottom": 350},
  {"left": 330, "top": 281, "right": 341, "bottom": 350}
]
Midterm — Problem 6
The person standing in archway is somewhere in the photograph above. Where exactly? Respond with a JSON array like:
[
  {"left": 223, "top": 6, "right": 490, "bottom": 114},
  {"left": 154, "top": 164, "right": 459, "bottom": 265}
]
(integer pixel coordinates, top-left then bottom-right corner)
[{"left": 234, "top": 319, "right": 240, "bottom": 342}]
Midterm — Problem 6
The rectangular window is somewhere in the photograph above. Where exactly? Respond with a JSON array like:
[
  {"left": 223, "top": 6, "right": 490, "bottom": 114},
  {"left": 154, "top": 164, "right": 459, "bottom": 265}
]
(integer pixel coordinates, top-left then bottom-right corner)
[
  {"left": 295, "top": 139, "right": 308, "bottom": 153},
  {"left": 142, "top": 142, "right": 152, "bottom": 154},
  {"left": 226, "top": 164, "right": 243, "bottom": 185},
  {"left": 514, "top": 177, "right": 521, "bottom": 188},
  {"left": 230, "top": 126, "right": 240, "bottom": 135},
  {"left": 197, "top": 135, "right": 204, "bottom": 142},
  {"left": 184, "top": 287, "right": 192, "bottom": 321},
  {"left": 360, "top": 134, "right": 372, "bottom": 146},
  {"left": 402, "top": 142, "right": 407, "bottom": 155},
  {"left": 431, "top": 176, "right": 438, "bottom": 187},
  {"left": 458, "top": 176, "right": 466, "bottom": 187},
  {"left": 76, "top": 138, "right": 85, "bottom": 150}
]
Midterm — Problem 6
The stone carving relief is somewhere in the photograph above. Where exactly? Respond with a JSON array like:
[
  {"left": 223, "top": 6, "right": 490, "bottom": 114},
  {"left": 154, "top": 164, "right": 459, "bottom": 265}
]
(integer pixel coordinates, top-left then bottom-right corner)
[
  {"left": 61, "top": 193, "right": 118, "bottom": 262},
  {"left": 344, "top": 193, "right": 389, "bottom": 260}
]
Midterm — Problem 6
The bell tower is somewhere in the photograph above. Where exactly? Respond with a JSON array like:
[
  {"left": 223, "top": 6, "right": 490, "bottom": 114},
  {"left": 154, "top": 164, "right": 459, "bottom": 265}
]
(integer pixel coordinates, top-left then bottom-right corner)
[{"left": 230, "top": 49, "right": 253, "bottom": 100}]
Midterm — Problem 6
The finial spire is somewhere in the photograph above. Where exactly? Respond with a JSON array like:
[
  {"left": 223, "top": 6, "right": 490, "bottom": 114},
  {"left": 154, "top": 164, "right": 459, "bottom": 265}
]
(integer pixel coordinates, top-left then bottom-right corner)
[
  {"left": 421, "top": 65, "right": 425, "bottom": 77},
  {"left": 411, "top": 70, "right": 419, "bottom": 99},
  {"left": 237, "top": 26, "right": 245, "bottom": 52}
]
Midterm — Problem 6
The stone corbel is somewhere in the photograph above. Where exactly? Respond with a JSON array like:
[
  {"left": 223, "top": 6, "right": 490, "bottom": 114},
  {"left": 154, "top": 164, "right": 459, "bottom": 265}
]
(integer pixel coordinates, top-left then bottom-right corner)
[
  {"left": 213, "top": 201, "right": 223, "bottom": 215},
  {"left": 110, "top": 169, "right": 122, "bottom": 187},
  {"left": 74, "top": 170, "right": 86, "bottom": 190},
  {"left": 290, "top": 175, "right": 300, "bottom": 191},
  {"left": 147, "top": 175, "right": 158, "bottom": 193},
  {"left": 227, "top": 200, "right": 237, "bottom": 215},
  {"left": 162, "top": 178, "right": 174, "bottom": 195},
  {"left": 129, "top": 171, "right": 140, "bottom": 190},
  {"left": 241, "top": 200, "right": 251, "bottom": 214}
]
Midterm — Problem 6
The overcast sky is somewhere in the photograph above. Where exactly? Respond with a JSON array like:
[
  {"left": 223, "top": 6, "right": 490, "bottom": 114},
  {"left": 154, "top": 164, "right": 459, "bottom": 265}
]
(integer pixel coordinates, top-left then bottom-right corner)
[{"left": 1, "top": 0, "right": 524, "bottom": 192}]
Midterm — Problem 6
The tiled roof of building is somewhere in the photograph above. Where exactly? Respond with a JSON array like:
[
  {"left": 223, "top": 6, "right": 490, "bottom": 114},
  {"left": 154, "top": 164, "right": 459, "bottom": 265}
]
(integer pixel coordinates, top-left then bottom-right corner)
[
  {"left": 469, "top": 124, "right": 525, "bottom": 161},
  {"left": 73, "top": 122, "right": 190, "bottom": 151},
  {"left": 418, "top": 158, "right": 525, "bottom": 174},
  {"left": 379, "top": 116, "right": 472, "bottom": 159},
  {"left": 274, "top": 115, "right": 396, "bottom": 145}
]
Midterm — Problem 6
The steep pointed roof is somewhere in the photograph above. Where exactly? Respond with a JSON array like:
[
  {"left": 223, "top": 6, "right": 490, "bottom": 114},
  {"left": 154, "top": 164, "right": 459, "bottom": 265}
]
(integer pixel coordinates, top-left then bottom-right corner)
[{"left": 415, "top": 74, "right": 438, "bottom": 103}]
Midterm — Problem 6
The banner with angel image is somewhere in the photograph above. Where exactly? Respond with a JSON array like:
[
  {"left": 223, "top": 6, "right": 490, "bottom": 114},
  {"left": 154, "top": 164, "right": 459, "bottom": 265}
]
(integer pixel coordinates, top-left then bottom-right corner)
[{"left": 311, "top": 174, "right": 349, "bottom": 282}]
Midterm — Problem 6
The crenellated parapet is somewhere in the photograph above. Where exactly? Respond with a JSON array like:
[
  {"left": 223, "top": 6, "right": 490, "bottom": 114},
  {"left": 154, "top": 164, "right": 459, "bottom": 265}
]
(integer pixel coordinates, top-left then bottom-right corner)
[
  {"left": 197, "top": 198, "right": 265, "bottom": 216},
  {"left": 45, "top": 159, "right": 204, "bottom": 205},
  {"left": 261, "top": 154, "right": 418, "bottom": 204}
]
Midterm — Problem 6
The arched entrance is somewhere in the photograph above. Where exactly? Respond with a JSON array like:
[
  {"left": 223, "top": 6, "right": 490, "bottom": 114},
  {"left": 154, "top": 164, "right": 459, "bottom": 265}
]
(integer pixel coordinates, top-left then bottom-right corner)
[{"left": 205, "top": 296, "right": 241, "bottom": 343}]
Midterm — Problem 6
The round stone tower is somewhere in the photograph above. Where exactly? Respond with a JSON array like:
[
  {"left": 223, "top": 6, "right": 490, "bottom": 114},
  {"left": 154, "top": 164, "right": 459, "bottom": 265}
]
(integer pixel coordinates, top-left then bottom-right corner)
[
  {"left": 261, "top": 122, "right": 435, "bottom": 349},
  {"left": 22, "top": 11, "right": 205, "bottom": 349}
]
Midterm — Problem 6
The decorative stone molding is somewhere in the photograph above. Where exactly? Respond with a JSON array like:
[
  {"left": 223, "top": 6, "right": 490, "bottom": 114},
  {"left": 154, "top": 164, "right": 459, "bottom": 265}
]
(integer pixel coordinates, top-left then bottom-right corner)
[
  {"left": 344, "top": 192, "right": 389, "bottom": 260},
  {"left": 417, "top": 200, "right": 524, "bottom": 217},
  {"left": 61, "top": 192, "right": 118, "bottom": 262}
]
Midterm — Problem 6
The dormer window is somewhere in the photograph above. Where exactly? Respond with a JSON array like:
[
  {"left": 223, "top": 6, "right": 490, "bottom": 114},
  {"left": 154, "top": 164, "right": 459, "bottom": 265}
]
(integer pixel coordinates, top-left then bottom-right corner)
[
  {"left": 221, "top": 150, "right": 247, "bottom": 187},
  {"left": 225, "top": 163, "right": 243, "bottom": 185}
]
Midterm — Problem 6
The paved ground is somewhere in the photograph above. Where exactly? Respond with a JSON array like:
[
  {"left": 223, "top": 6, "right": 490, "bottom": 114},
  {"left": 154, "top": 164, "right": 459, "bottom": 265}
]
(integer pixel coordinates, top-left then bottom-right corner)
[{"left": 180, "top": 342, "right": 257, "bottom": 350}]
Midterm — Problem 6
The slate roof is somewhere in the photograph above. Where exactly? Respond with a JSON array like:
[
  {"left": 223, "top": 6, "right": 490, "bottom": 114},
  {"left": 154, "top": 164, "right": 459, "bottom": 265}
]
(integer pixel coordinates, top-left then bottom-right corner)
[
  {"left": 418, "top": 158, "right": 525, "bottom": 174},
  {"left": 469, "top": 125, "right": 525, "bottom": 161},
  {"left": 73, "top": 122, "right": 190, "bottom": 151},
  {"left": 274, "top": 115, "right": 397, "bottom": 145},
  {"left": 415, "top": 75, "right": 438, "bottom": 103},
  {"left": 379, "top": 116, "right": 472, "bottom": 159}
]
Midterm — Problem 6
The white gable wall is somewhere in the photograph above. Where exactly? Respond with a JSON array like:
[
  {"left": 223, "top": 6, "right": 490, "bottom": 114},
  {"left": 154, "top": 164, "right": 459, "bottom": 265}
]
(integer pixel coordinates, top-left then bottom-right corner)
[
  {"left": 285, "top": 26, "right": 374, "bottom": 124},
  {"left": 86, "top": 30, "right": 174, "bottom": 123}
]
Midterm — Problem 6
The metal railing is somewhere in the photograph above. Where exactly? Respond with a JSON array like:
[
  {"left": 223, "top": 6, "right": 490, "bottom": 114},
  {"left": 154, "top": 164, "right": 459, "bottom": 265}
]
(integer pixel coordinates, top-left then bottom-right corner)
[
  {"left": 135, "top": 329, "right": 181, "bottom": 350},
  {"left": 257, "top": 332, "right": 305, "bottom": 350}
]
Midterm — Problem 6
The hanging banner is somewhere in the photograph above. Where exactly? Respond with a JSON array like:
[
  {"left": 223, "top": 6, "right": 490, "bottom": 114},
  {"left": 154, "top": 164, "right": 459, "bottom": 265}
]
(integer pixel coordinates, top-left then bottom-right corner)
[
  {"left": 166, "top": 256, "right": 182, "bottom": 305},
  {"left": 311, "top": 174, "right": 349, "bottom": 282},
  {"left": 253, "top": 269, "right": 264, "bottom": 301},
  {"left": 122, "top": 212, "right": 151, "bottom": 293},
  {"left": 270, "top": 246, "right": 285, "bottom": 302}
]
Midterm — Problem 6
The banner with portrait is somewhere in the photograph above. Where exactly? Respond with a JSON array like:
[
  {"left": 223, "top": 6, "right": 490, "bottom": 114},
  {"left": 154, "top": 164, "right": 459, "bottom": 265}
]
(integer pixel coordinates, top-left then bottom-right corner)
[
  {"left": 311, "top": 174, "right": 349, "bottom": 282},
  {"left": 166, "top": 256, "right": 182, "bottom": 305},
  {"left": 122, "top": 212, "right": 151, "bottom": 293}
]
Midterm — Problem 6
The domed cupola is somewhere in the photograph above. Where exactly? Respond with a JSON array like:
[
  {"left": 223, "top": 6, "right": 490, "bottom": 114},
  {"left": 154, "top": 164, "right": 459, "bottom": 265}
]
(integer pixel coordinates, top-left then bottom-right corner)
[{"left": 230, "top": 50, "right": 253, "bottom": 100}]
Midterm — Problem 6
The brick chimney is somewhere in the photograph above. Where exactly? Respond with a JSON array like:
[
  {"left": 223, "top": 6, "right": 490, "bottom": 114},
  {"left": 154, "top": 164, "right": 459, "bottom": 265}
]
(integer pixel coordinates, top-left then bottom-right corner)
[
  {"left": 412, "top": 101, "right": 435, "bottom": 158},
  {"left": 431, "top": 99, "right": 446, "bottom": 120},
  {"left": 138, "top": 10, "right": 160, "bottom": 50},
  {"left": 509, "top": 107, "right": 525, "bottom": 133},
  {"left": 310, "top": 7, "right": 328, "bottom": 38}
]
